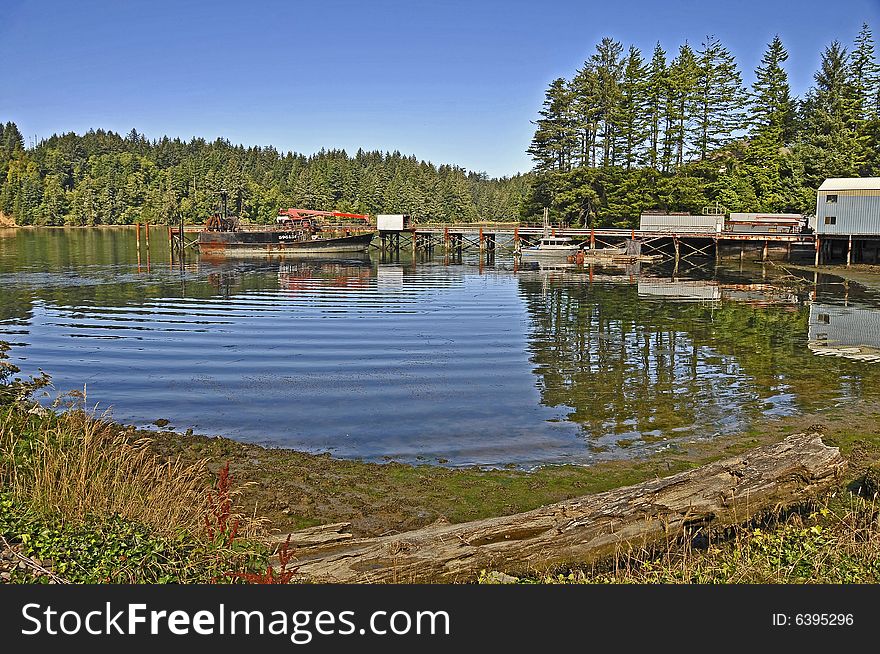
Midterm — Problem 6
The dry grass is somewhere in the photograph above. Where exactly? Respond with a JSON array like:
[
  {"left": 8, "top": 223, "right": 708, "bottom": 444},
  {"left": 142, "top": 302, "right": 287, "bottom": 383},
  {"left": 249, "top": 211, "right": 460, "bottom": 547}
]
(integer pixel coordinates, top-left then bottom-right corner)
[{"left": 1, "top": 401, "right": 263, "bottom": 540}]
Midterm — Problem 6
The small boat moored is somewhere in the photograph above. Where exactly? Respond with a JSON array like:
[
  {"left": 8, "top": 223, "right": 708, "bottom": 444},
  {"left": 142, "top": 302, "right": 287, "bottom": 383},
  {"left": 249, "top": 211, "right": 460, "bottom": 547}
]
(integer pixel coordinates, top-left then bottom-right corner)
[{"left": 520, "top": 235, "right": 582, "bottom": 259}]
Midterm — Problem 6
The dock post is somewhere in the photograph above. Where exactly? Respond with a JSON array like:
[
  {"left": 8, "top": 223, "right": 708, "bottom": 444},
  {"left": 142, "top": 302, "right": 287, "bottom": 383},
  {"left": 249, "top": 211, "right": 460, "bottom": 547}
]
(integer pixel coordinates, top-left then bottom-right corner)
[
  {"left": 145, "top": 223, "right": 150, "bottom": 251},
  {"left": 179, "top": 215, "right": 185, "bottom": 265},
  {"left": 815, "top": 236, "right": 821, "bottom": 267},
  {"left": 444, "top": 226, "right": 449, "bottom": 251},
  {"left": 590, "top": 228, "right": 595, "bottom": 250},
  {"left": 715, "top": 237, "right": 721, "bottom": 263},
  {"left": 136, "top": 222, "right": 141, "bottom": 253},
  {"left": 514, "top": 226, "right": 520, "bottom": 254},
  {"left": 762, "top": 240, "right": 768, "bottom": 261},
  {"left": 673, "top": 236, "right": 680, "bottom": 263},
  {"left": 479, "top": 227, "right": 484, "bottom": 253},
  {"left": 847, "top": 235, "right": 852, "bottom": 267}
]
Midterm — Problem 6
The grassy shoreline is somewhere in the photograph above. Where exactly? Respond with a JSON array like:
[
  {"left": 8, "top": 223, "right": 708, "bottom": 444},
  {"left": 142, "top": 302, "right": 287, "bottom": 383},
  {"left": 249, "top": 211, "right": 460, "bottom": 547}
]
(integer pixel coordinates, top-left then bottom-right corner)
[
  {"left": 2, "top": 336, "right": 880, "bottom": 582},
  {"left": 3, "top": 393, "right": 878, "bottom": 584}
]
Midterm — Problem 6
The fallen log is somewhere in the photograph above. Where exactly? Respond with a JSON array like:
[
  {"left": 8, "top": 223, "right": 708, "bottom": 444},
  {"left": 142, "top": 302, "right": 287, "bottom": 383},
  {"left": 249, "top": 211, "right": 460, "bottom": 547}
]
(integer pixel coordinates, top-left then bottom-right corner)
[{"left": 281, "top": 432, "right": 845, "bottom": 583}]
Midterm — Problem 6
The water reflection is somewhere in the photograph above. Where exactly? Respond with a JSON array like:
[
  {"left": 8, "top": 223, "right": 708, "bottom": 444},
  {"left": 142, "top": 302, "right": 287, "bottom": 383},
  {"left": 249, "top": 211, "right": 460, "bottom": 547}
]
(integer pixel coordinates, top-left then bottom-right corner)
[
  {"left": 1, "top": 227, "right": 879, "bottom": 466},
  {"left": 809, "top": 303, "right": 880, "bottom": 363},
  {"left": 518, "top": 264, "right": 880, "bottom": 453}
]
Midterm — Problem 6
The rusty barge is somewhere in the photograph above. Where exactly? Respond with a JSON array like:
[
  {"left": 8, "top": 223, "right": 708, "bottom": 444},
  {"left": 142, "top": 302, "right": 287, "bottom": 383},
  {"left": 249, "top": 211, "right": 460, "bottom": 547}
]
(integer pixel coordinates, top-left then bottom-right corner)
[{"left": 197, "top": 204, "right": 375, "bottom": 257}]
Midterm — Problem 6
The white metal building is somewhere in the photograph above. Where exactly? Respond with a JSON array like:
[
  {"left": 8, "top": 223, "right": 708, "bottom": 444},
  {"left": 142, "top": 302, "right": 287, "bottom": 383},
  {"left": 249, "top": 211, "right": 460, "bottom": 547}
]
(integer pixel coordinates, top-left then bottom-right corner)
[{"left": 812, "top": 177, "right": 880, "bottom": 235}]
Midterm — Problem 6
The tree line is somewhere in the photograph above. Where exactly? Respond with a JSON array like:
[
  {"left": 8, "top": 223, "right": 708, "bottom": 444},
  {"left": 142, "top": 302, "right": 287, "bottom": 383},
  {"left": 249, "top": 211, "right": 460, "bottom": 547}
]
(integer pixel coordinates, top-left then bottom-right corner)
[
  {"left": 525, "top": 24, "right": 880, "bottom": 226},
  {"left": 3, "top": 24, "right": 878, "bottom": 229},
  {"left": 0, "top": 125, "right": 529, "bottom": 226}
]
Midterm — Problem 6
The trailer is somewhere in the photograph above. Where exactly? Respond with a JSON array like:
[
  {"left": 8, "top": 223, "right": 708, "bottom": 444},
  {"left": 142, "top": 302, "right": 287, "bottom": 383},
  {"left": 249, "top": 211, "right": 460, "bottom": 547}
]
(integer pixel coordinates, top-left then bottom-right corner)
[
  {"left": 638, "top": 214, "right": 723, "bottom": 234},
  {"left": 725, "top": 213, "right": 804, "bottom": 234}
]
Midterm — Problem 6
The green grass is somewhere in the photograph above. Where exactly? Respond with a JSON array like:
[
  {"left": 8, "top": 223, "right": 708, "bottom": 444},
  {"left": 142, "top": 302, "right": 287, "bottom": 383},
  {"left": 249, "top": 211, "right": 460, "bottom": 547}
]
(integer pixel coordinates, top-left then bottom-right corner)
[{"left": 480, "top": 494, "right": 880, "bottom": 585}]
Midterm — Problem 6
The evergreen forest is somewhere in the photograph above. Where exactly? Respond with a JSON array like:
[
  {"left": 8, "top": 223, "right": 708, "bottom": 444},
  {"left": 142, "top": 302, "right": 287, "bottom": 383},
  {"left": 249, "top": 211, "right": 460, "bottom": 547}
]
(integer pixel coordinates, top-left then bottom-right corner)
[{"left": 1, "top": 24, "right": 878, "bottom": 228}]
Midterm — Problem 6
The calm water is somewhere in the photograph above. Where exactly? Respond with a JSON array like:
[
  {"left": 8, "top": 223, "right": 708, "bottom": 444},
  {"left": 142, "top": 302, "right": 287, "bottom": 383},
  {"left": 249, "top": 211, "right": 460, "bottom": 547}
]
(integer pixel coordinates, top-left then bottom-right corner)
[{"left": 2, "top": 227, "right": 879, "bottom": 467}]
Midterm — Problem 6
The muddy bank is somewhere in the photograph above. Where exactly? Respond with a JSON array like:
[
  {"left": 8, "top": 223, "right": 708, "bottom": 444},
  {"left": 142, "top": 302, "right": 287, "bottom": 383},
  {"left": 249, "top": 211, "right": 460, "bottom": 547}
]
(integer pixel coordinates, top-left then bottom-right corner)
[
  {"left": 783, "top": 262, "right": 880, "bottom": 292},
  {"left": 137, "top": 398, "right": 880, "bottom": 539}
]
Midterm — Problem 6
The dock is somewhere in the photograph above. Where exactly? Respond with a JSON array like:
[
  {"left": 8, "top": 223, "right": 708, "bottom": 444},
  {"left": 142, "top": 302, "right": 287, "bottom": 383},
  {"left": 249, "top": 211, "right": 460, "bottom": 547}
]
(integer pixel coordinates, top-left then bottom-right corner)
[{"left": 376, "top": 223, "right": 818, "bottom": 264}]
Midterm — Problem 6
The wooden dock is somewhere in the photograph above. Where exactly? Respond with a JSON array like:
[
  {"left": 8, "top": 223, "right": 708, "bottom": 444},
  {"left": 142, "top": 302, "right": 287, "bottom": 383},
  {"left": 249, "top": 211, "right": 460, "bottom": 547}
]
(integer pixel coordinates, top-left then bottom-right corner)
[
  {"left": 140, "top": 221, "right": 876, "bottom": 266},
  {"left": 379, "top": 223, "right": 818, "bottom": 264}
]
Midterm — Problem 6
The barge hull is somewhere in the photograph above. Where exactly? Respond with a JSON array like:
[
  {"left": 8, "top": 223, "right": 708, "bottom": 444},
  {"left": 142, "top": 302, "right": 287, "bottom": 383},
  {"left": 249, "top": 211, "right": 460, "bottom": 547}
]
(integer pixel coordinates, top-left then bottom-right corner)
[{"left": 198, "top": 231, "right": 375, "bottom": 256}]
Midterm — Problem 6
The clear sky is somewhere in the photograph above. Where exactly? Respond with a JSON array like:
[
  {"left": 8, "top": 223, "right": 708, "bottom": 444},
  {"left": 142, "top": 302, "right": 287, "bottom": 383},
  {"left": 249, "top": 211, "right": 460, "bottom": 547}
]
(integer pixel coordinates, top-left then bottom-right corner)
[{"left": 1, "top": 0, "right": 878, "bottom": 177}]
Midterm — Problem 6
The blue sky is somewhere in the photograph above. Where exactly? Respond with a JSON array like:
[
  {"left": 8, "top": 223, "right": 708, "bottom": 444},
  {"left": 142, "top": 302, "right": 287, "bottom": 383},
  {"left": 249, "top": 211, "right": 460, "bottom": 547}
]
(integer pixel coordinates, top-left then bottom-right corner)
[{"left": 1, "top": 0, "right": 878, "bottom": 177}]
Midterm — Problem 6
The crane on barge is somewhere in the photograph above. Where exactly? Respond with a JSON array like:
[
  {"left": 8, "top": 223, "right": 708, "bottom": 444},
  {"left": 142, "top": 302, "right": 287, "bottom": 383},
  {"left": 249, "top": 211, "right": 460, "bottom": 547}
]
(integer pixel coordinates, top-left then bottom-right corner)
[{"left": 275, "top": 208, "right": 371, "bottom": 232}]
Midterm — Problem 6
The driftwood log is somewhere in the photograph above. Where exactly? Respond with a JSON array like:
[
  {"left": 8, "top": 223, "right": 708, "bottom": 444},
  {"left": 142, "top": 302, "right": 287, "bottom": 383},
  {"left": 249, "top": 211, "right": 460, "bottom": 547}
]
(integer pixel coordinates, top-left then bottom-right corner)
[{"left": 279, "top": 432, "right": 845, "bottom": 583}]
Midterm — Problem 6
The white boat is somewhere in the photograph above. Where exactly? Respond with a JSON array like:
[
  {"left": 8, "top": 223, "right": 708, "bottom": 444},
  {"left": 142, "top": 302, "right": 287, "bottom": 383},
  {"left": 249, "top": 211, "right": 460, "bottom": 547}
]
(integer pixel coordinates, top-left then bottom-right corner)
[
  {"left": 520, "top": 236, "right": 581, "bottom": 259},
  {"left": 521, "top": 208, "right": 582, "bottom": 259}
]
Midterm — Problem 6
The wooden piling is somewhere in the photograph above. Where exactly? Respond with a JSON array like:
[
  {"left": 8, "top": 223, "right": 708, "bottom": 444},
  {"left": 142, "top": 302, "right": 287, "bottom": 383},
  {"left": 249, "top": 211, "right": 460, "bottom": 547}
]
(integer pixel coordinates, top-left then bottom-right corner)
[
  {"left": 815, "top": 236, "right": 821, "bottom": 267},
  {"left": 847, "top": 235, "right": 852, "bottom": 267}
]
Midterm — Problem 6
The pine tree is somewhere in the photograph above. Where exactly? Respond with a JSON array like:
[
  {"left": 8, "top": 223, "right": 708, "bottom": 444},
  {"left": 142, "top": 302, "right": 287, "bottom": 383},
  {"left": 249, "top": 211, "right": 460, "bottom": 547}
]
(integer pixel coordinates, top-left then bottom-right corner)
[
  {"left": 645, "top": 43, "right": 668, "bottom": 170},
  {"left": 693, "top": 36, "right": 746, "bottom": 159},
  {"left": 590, "top": 37, "right": 625, "bottom": 166},
  {"left": 570, "top": 65, "right": 601, "bottom": 168},
  {"left": 527, "top": 78, "right": 577, "bottom": 172},
  {"left": 801, "top": 41, "right": 865, "bottom": 182},
  {"left": 2, "top": 122, "right": 24, "bottom": 155},
  {"left": 616, "top": 46, "right": 650, "bottom": 170},
  {"left": 665, "top": 44, "right": 700, "bottom": 170},
  {"left": 745, "top": 36, "right": 797, "bottom": 210},
  {"left": 751, "top": 36, "right": 796, "bottom": 143},
  {"left": 851, "top": 22, "right": 879, "bottom": 120}
]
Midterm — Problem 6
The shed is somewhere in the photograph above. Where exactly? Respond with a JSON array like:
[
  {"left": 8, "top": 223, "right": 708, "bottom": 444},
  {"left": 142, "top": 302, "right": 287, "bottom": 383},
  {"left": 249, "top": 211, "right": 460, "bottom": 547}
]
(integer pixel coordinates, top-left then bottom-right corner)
[{"left": 812, "top": 178, "right": 880, "bottom": 235}]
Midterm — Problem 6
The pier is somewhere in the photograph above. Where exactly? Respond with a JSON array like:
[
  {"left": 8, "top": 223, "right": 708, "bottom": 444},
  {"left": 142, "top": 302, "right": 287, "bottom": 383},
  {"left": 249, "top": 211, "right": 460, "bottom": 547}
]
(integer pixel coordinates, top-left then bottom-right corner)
[{"left": 375, "top": 223, "right": 818, "bottom": 264}]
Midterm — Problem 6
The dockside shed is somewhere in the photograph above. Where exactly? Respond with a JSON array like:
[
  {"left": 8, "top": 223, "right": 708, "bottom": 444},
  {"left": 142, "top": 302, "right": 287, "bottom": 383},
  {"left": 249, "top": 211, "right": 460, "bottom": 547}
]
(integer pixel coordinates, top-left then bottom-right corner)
[{"left": 812, "top": 178, "right": 880, "bottom": 235}]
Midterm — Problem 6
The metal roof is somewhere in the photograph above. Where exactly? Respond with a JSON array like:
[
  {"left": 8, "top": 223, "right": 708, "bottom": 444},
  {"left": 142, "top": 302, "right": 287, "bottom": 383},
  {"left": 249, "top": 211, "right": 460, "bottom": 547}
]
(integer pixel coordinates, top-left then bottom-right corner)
[{"left": 818, "top": 177, "right": 880, "bottom": 191}]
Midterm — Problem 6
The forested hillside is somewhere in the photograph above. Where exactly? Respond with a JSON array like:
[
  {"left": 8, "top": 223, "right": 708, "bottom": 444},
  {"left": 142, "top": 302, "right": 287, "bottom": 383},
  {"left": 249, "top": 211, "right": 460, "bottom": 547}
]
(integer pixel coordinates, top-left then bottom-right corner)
[
  {"left": 2, "top": 24, "right": 879, "bottom": 229},
  {"left": 526, "top": 24, "right": 880, "bottom": 226},
  {"left": 0, "top": 127, "right": 529, "bottom": 226}
]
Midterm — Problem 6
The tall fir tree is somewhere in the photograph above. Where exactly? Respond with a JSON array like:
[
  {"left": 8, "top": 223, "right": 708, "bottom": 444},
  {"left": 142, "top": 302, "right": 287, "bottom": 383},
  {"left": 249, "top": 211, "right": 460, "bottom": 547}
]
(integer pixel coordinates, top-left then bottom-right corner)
[
  {"left": 801, "top": 41, "right": 865, "bottom": 182},
  {"left": 746, "top": 36, "right": 797, "bottom": 210},
  {"left": 645, "top": 43, "right": 668, "bottom": 171},
  {"left": 665, "top": 44, "right": 700, "bottom": 170},
  {"left": 615, "top": 46, "right": 650, "bottom": 170},
  {"left": 527, "top": 78, "right": 577, "bottom": 173},
  {"left": 851, "top": 22, "right": 879, "bottom": 120},
  {"left": 693, "top": 36, "right": 746, "bottom": 159},
  {"left": 590, "top": 37, "right": 625, "bottom": 166}
]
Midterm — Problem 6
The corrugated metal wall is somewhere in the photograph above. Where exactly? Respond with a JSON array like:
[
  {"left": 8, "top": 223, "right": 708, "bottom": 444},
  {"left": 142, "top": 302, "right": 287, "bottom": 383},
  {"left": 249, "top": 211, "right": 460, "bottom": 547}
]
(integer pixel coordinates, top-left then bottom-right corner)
[
  {"left": 815, "top": 190, "right": 880, "bottom": 234},
  {"left": 638, "top": 215, "right": 722, "bottom": 233}
]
